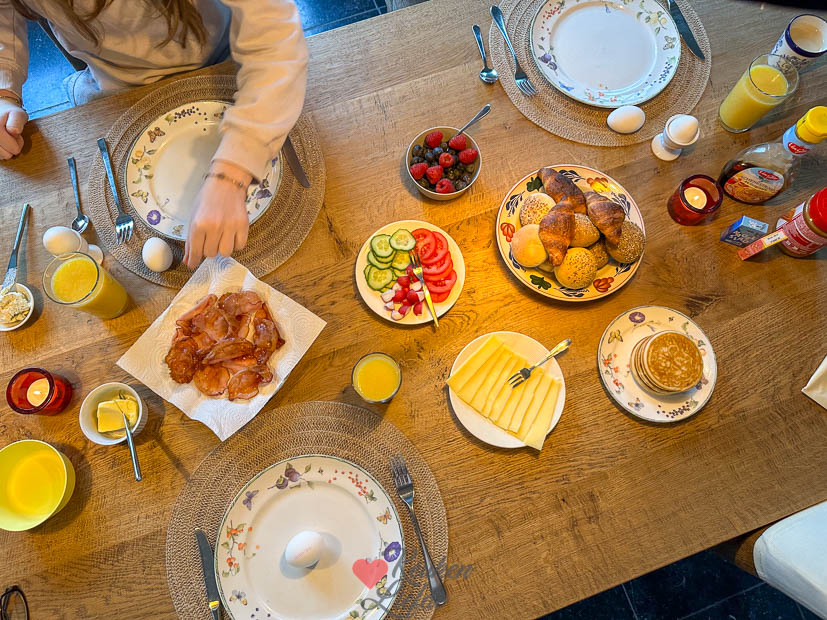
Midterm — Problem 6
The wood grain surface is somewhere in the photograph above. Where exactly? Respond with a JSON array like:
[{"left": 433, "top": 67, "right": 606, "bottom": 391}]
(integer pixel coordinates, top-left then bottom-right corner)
[{"left": 1, "top": 1, "right": 826, "bottom": 618}]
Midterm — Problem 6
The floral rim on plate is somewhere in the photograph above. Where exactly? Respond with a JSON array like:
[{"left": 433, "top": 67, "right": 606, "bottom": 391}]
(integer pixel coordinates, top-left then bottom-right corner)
[
  {"left": 215, "top": 454, "right": 404, "bottom": 620},
  {"left": 125, "top": 100, "right": 282, "bottom": 241},
  {"left": 529, "top": 0, "right": 681, "bottom": 107},
  {"left": 597, "top": 305, "right": 718, "bottom": 423},
  {"left": 495, "top": 165, "right": 645, "bottom": 302}
]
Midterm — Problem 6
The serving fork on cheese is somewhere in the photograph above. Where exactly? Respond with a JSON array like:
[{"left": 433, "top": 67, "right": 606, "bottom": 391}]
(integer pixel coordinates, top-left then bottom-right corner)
[{"left": 508, "top": 338, "right": 571, "bottom": 388}]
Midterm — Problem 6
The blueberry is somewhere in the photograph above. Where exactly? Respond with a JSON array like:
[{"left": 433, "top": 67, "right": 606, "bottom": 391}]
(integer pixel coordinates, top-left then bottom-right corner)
[{"left": 412, "top": 144, "right": 423, "bottom": 157}]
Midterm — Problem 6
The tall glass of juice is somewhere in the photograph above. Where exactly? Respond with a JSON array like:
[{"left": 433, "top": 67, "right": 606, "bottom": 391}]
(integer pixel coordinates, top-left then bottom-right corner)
[
  {"left": 43, "top": 252, "right": 129, "bottom": 319},
  {"left": 352, "top": 353, "right": 402, "bottom": 404},
  {"left": 719, "top": 54, "right": 798, "bottom": 133}
]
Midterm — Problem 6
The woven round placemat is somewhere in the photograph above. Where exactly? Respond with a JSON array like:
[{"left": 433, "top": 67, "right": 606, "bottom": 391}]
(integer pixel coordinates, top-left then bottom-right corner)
[
  {"left": 489, "top": 0, "right": 711, "bottom": 146},
  {"left": 87, "top": 75, "right": 325, "bottom": 288},
  {"left": 165, "top": 401, "right": 448, "bottom": 620}
]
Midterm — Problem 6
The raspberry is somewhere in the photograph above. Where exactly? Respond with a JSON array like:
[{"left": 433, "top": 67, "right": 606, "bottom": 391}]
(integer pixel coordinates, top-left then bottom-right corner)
[
  {"left": 435, "top": 178, "right": 455, "bottom": 194},
  {"left": 438, "top": 152, "right": 454, "bottom": 168},
  {"left": 425, "top": 165, "right": 443, "bottom": 185},
  {"left": 458, "top": 148, "right": 478, "bottom": 164},
  {"left": 424, "top": 131, "right": 443, "bottom": 148},
  {"left": 409, "top": 162, "right": 428, "bottom": 180},
  {"left": 448, "top": 134, "right": 467, "bottom": 150}
]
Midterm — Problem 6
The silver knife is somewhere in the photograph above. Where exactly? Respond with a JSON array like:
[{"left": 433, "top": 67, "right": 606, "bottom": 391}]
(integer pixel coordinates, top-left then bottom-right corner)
[
  {"left": 283, "top": 135, "right": 310, "bottom": 188},
  {"left": 195, "top": 529, "right": 221, "bottom": 620},
  {"left": 1, "top": 203, "right": 30, "bottom": 294},
  {"left": 668, "top": 0, "right": 705, "bottom": 60}
]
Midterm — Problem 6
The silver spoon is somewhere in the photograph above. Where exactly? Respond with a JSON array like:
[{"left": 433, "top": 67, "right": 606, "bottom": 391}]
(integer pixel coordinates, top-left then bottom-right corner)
[
  {"left": 122, "top": 412, "right": 142, "bottom": 482},
  {"left": 451, "top": 104, "right": 491, "bottom": 140},
  {"left": 473, "top": 25, "right": 498, "bottom": 83},
  {"left": 67, "top": 157, "right": 89, "bottom": 233}
]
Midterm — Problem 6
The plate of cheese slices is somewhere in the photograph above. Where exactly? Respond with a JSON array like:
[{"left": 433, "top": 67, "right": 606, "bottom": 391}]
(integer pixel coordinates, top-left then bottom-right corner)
[{"left": 447, "top": 331, "right": 566, "bottom": 449}]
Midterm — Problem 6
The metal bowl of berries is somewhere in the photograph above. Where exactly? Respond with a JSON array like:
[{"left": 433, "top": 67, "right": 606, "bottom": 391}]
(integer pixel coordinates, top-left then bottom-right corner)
[{"left": 406, "top": 126, "right": 481, "bottom": 201}]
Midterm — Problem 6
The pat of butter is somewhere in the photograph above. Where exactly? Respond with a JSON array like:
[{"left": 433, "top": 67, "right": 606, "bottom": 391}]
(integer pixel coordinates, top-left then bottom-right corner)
[{"left": 96, "top": 399, "right": 138, "bottom": 433}]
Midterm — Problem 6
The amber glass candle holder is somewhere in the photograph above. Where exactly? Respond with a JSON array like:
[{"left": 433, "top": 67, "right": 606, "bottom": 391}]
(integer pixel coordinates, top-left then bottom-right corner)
[
  {"left": 667, "top": 175, "right": 723, "bottom": 225},
  {"left": 6, "top": 368, "right": 73, "bottom": 415}
]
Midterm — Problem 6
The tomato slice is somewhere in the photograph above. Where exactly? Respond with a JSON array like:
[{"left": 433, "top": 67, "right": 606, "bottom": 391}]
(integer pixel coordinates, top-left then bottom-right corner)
[
  {"left": 422, "top": 255, "right": 453, "bottom": 279},
  {"left": 426, "top": 270, "right": 457, "bottom": 295},
  {"left": 412, "top": 228, "right": 436, "bottom": 261},
  {"left": 430, "top": 290, "right": 450, "bottom": 303},
  {"left": 421, "top": 231, "right": 449, "bottom": 266}
]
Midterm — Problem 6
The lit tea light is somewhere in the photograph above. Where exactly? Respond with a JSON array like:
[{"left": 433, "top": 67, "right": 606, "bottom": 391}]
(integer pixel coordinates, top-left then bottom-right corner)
[
  {"left": 683, "top": 187, "right": 708, "bottom": 209},
  {"left": 26, "top": 378, "right": 51, "bottom": 407},
  {"left": 666, "top": 175, "right": 724, "bottom": 226}
]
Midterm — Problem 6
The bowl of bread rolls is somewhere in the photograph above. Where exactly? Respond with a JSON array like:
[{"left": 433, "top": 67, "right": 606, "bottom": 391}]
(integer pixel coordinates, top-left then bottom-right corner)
[{"left": 497, "top": 165, "right": 645, "bottom": 301}]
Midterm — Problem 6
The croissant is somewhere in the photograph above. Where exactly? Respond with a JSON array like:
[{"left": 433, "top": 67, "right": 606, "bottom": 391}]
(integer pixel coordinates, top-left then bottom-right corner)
[
  {"left": 585, "top": 191, "right": 625, "bottom": 245},
  {"left": 538, "top": 207, "right": 574, "bottom": 266},
  {"left": 539, "top": 167, "right": 587, "bottom": 214}
]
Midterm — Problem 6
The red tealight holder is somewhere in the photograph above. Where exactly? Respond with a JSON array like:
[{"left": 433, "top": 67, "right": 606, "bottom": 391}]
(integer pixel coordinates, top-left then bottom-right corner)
[
  {"left": 667, "top": 175, "right": 723, "bottom": 226},
  {"left": 6, "top": 368, "right": 73, "bottom": 415}
]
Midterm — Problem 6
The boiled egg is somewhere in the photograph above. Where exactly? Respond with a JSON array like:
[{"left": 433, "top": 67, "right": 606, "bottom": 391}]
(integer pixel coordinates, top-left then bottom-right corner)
[
  {"left": 284, "top": 530, "right": 324, "bottom": 568},
  {"left": 607, "top": 106, "right": 646, "bottom": 134},
  {"left": 141, "top": 237, "right": 173, "bottom": 272},
  {"left": 43, "top": 226, "right": 85, "bottom": 255}
]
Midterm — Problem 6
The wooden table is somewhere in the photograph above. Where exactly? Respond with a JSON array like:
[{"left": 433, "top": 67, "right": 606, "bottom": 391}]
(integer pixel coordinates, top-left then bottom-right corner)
[{"left": 1, "top": 1, "right": 826, "bottom": 617}]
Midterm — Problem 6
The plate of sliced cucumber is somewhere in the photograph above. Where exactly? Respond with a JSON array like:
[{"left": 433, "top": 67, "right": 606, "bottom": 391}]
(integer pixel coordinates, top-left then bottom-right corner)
[{"left": 355, "top": 219, "right": 465, "bottom": 325}]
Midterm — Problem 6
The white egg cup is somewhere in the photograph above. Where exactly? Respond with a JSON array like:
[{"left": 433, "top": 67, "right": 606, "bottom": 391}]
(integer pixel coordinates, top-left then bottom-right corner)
[
  {"left": 651, "top": 114, "right": 700, "bottom": 161},
  {"left": 79, "top": 382, "right": 146, "bottom": 446}
]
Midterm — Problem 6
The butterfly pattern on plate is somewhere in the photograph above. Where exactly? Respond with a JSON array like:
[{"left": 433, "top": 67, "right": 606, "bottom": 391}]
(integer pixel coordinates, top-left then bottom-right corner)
[
  {"left": 147, "top": 127, "right": 165, "bottom": 142},
  {"left": 377, "top": 508, "right": 392, "bottom": 524}
]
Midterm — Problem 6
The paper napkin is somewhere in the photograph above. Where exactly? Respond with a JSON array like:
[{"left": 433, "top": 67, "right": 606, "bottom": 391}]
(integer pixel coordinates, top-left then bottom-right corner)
[
  {"left": 803, "top": 355, "right": 827, "bottom": 411},
  {"left": 117, "top": 256, "right": 325, "bottom": 440}
]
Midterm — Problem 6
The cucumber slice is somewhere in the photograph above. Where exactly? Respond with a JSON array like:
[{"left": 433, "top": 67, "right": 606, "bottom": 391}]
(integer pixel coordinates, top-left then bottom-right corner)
[
  {"left": 389, "top": 229, "right": 415, "bottom": 251},
  {"left": 393, "top": 268, "right": 408, "bottom": 278},
  {"left": 367, "top": 251, "right": 393, "bottom": 269},
  {"left": 367, "top": 267, "right": 394, "bottom": 291},
  {"left": 391, "top": 251, "right": 411, "bottom": 271},
  {"left": 370, "top": 234, "right": 394, "bottom": 259},
  {"left": 364, "top": 264, "right": 374, "bottom": 281}
]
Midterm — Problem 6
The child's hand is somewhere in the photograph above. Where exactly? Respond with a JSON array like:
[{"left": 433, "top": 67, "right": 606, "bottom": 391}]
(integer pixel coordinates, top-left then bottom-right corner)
[
  {"left": 0, "top": 98, "right": 27, "bottom": 160},
  {"left": 184, "top": 161, "right": 253, "bottom": 269}
]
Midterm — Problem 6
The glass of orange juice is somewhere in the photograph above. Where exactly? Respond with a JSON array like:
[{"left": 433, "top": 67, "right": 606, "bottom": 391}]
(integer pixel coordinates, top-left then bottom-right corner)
[
  {"left": 43, "top": 252, "right": 129, "bottom": 319},
  {"left": 719, "top": 54, "right": 798, "bottom": 133},
  {"left": 352, "top": 353, "right": 402, "bottom": 404}
]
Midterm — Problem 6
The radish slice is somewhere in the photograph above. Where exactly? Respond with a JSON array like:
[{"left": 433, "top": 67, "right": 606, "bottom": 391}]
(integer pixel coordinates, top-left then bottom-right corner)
[
  {"left": 398, "top": 304, "right": 411, "bottom": 317},
  {"left": 380, "top": 290, "right": 395, "bottom": 302},
  {"left": 392, "top": 283, "right": 402, "bottom": 292},
  {"left": 383, "top": 301, "right": 395, "bottom": 311},
  {"left": 391, "top": 310, "right": 403, "bottom": 321},
  {"left": 413, "top": 301, "right": 423, "bottom": 316},
  {"left": 410, "top": 281, "right": 423, "bottom": 291},
  {"left": 416, "top": 291, "right": 426, "bottom": 302}
]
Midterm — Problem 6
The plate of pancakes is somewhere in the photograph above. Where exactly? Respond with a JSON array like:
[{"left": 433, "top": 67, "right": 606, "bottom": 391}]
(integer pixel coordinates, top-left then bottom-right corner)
[{"left": 597, "top": 305, "right": 717, "bottom": 423}]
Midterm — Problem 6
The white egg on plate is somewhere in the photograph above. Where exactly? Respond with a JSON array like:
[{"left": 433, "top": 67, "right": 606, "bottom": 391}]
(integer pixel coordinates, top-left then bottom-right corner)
[
  {"left": 141, "top": 237, "right": 173, "bottom": 272},
  {"left": 284, "top": 530, "right": 324, "bottom": 568},
  {"left": 43, "top": 226, "right": 85, "bottom": 255},
  {"left": 607, "top": 106, "right": 646, "bottom": 134}
]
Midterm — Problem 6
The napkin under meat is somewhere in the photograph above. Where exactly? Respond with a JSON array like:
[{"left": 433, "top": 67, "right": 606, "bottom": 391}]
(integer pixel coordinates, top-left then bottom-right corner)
[{"left": 164, "top": 291, "right": 284, "bottom": 400}]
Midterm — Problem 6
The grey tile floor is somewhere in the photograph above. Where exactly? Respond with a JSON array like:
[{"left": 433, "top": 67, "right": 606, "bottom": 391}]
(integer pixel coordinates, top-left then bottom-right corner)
[{"left": 17, "top": 2, "right": 817, "bottom": 619}]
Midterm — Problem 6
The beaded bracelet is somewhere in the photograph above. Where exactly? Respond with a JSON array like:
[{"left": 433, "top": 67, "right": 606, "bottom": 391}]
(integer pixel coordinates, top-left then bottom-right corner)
[{"left": 204, "top": 171, "right": 248, "bottom": 191}]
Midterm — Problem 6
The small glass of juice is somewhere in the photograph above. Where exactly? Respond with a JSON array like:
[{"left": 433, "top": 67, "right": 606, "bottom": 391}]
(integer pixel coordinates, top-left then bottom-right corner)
[
  {"left": 352, "top": 353, "right": 402, "bottom": 404},
  {"left": 6, "top": 368, "right": 73, "bottom": 415},
  {"left": 666, "top": 175, "right": 723, "bottom": 226},
  {"left": 719, "top": 54, "right": 798, "bottom": 133},
  {"left": 43, "top": 252, "right": 129, "bottom": 319}
]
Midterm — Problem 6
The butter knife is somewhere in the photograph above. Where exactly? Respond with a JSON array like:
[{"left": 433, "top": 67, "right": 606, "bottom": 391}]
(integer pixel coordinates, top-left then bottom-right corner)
[
  {"left": 195, "top": 528, "right": 222, "bottom": 620},
  {"left": 283, "top": 136, "right": 310, "bottom": 188},
  {"left": 668, "top": 0, "right": 705, "bottom": 60},
  {"left": 1, "top": 204, "right": 30, "bottom": 294}
]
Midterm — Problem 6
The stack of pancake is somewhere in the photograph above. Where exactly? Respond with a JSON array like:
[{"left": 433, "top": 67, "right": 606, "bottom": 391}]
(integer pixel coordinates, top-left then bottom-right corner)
[{"left": 630, "top": 331, "right": 703, "bottom": 395}]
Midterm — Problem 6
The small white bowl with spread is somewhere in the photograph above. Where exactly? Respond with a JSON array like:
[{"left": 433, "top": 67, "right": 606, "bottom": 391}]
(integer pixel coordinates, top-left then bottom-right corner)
[
  {"left": 79, "top": 382, "right": 146, "bottom": 445},
  {"left": 0, "top": 283, "right": 34, "bottom": 332}
]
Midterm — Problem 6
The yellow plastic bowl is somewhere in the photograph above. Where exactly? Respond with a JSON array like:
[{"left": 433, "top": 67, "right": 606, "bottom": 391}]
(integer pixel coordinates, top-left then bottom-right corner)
[{"left": 0, "top": 440, "right": 75, "bottom": 531}]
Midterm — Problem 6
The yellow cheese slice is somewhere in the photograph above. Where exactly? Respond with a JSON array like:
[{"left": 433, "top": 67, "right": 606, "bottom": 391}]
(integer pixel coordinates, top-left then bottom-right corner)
[
  {"left": 470, "top": 350, "right": 514, "bottom": 413},
  {"left": 517, "top": 372, "right": 553, "bottom": 439},
  {"left": 483, "top": 356, "right": 523, "bottom": 418},
  {"left": 522, "top": 379, "right": 561, "bottom": 450},
  {"left": 507, "top": 370, "right": 544, "bottom": 433},
  {"left": 453, "top": 343, "right": 505, "bottom": 405},
  {"left": 495, "top": 369, "right": 537, "bottom": 430},
  {"left": 96, "top": 399, "right": 138, "bottom": 433},
  {"left": 487, "top": 355, "right": 526, "bottom": 420},
  {"left": 447, "top": 336, "right": 503, "bottom": 393}
]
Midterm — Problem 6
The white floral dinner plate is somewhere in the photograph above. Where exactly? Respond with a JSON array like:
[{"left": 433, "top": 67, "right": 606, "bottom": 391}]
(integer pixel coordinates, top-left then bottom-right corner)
[
  {"left": 530, "top": 0, "right": 681, "bottom": 107},
  {"left": 597, "top": 305, "right": 717, "bottom": 423},
  {"left": 355, "top": 220, "right": 465, "bottom": 325},
  {"left": 448, "top": 331, "right": 566, "bottom": 448},
  {"left": 125, "top": 100, "right": 282, "bottom": 241},
  {"left": 215, "top": 454, "right": 404, "bottom": 620},
  {"left": 495, "top": 165, "right": 645, "bottom": 302}
]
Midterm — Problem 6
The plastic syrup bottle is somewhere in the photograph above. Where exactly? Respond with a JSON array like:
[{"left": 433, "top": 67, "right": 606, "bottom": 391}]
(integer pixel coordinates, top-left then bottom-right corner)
[{"left": 719, "top": 106, "right": 827, "bottom": 205}]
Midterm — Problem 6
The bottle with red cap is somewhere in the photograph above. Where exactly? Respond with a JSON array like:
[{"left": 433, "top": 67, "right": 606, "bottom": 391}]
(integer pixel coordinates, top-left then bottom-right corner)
[{"left": 776, "top": 187, "right": 827, "bottom": 257}]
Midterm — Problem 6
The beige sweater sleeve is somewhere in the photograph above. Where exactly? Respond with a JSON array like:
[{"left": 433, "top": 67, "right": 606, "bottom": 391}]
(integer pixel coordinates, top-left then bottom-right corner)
[
  {"left": 0, "top": 1, "right": 29, "bottom": 99},
  {"left": 213, "top": 0, "right": 309, "bottom": 181}
]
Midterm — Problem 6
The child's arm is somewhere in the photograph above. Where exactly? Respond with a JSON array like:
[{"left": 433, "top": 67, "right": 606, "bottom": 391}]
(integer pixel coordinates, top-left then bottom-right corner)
[{"left": 0, "top": 1, "right": 29, "bottom": 159}]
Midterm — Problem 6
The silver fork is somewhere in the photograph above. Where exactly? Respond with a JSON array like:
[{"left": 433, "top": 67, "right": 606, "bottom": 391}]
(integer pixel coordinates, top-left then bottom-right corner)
[
  {"left": 97, "top": 137, "right": 134, "bottom": 244},
  {"left": 508, "top": 338, "right": 571, "bottom": 388},
  {"left": 390, "top": 456, "right": 447, "bottom": 606},
  {"left": 491, "top": 5, "right": 538, "bottom": 96}
]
